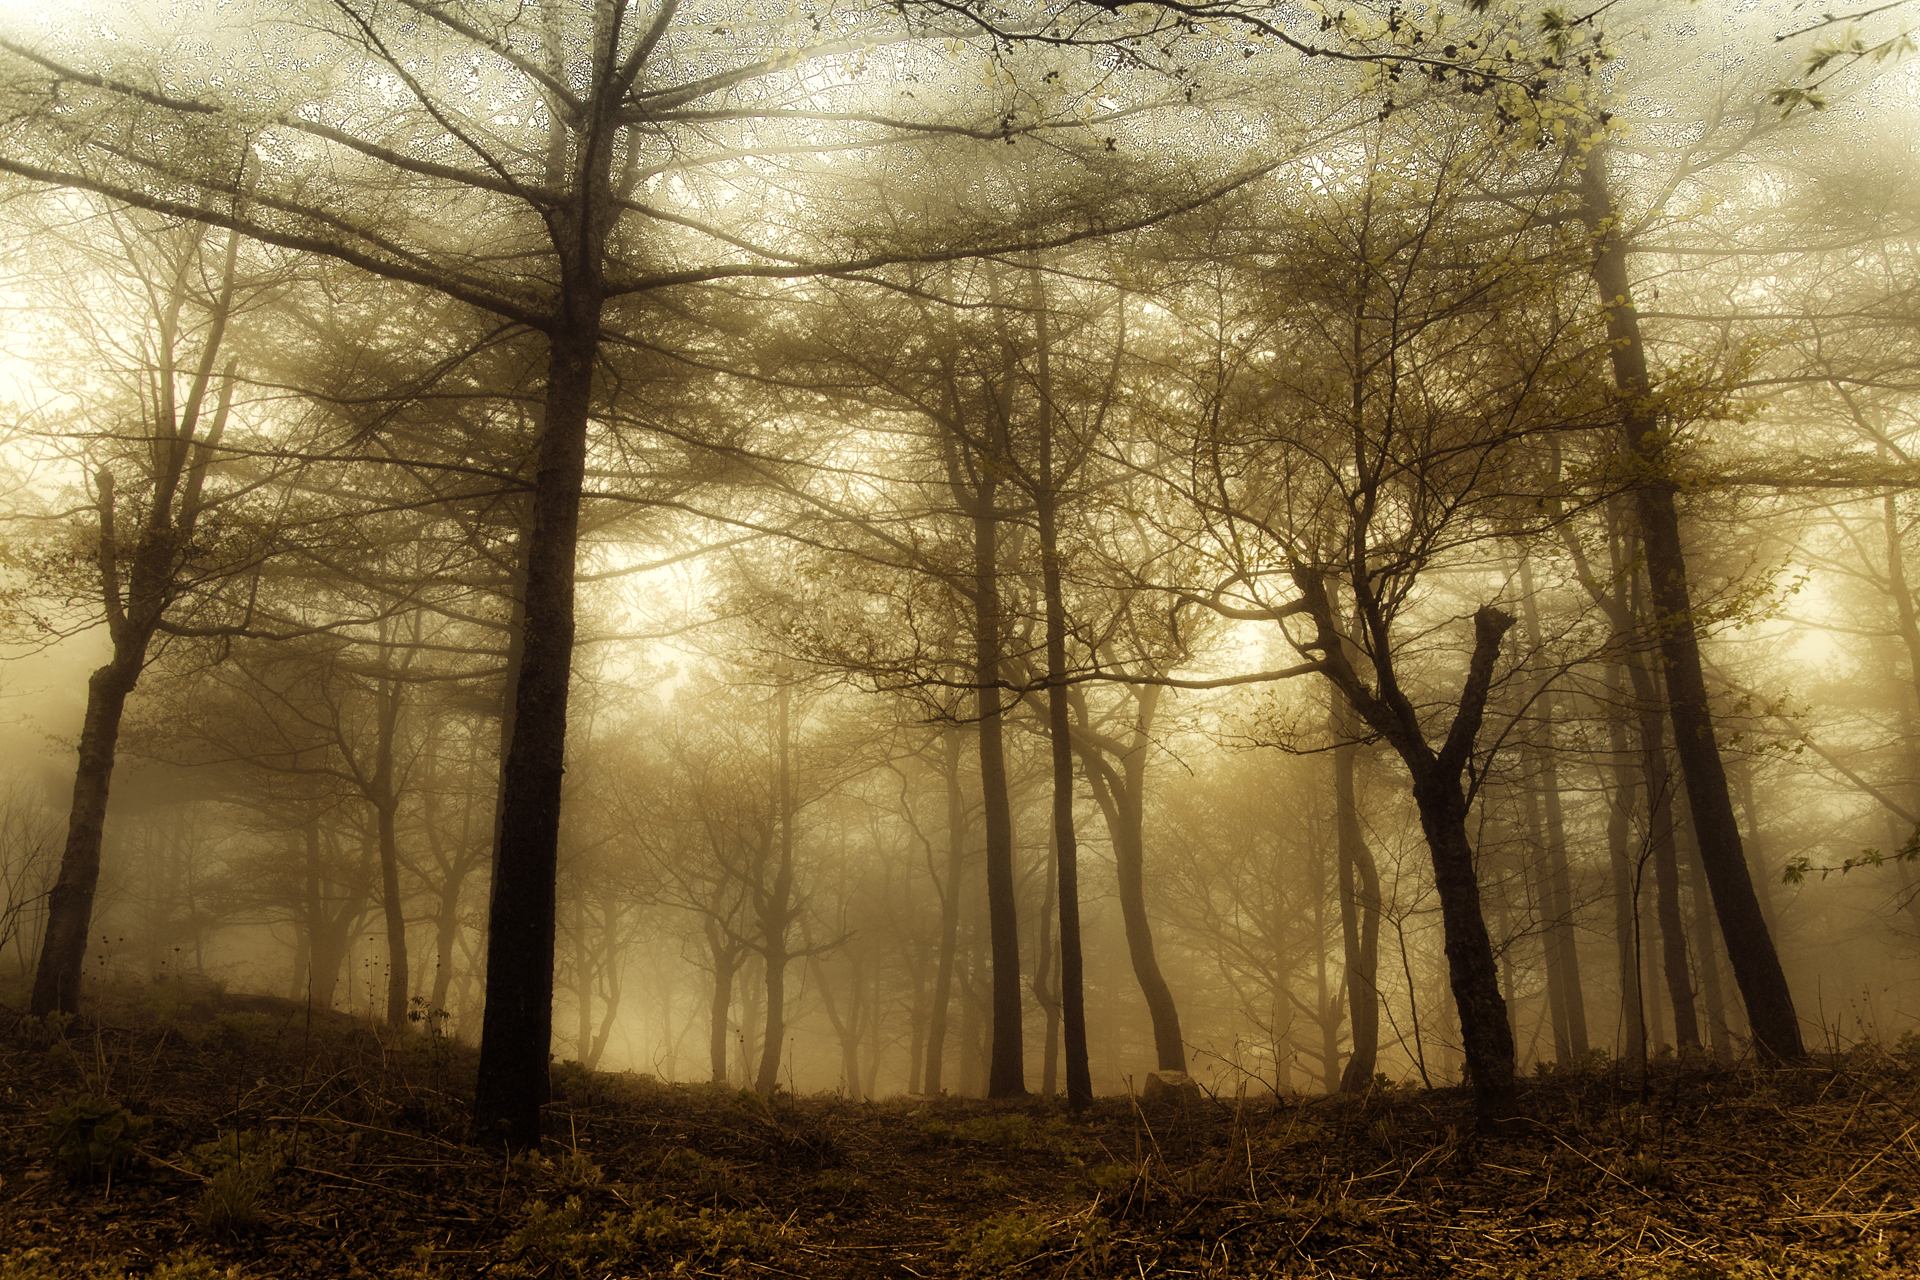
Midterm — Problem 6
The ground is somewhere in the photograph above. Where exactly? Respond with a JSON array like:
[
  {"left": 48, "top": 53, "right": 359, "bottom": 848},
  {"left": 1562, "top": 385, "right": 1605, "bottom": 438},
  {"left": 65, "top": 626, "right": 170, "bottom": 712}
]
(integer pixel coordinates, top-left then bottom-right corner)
[{"left": 1, "top": 983, "right": 1916, "bottom": 1278}]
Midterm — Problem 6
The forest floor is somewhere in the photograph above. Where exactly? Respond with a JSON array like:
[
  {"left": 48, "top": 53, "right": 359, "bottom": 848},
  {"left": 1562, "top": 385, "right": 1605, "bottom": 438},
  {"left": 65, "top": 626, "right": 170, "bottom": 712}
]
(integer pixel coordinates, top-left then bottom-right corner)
[{"left": 3, "top": 982, "right": 1918, "bottom": 1279}]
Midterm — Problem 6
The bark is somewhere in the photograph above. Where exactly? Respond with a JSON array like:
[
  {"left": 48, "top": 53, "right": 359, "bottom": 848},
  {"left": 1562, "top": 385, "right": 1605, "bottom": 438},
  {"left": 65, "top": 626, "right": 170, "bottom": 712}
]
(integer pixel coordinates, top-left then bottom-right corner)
[
  {"left": 754, "top": 679, "right": 798, "bottom": 1096},
  {"left": 1580, "top": 148, "right": 1803, "bottom": 1061},
  {"left": 972, "top": 464, "right": 1025, "bottom": 1097},
  {"left": 1516, "top": 571, "right": 1588, "bottom": 1059},
  {"left": 1034, "top": 831, "right": 1061, "bottom": 1097},
  {"left": 1033, "top": 294, "right": 1090, "bottom": 1109},
  {"left": 1602, "top": 662, "right": 1648, "bottom": 1069},
  {"left": 1334, "top": 734, "right": 1382, "bottom": 1093},
  {"left": 1301, "top": 575, "right": 1518, "bottom": 1121},
  {"left": 923, "top": 729, "right": 966, "bottom": 1095},
  {"left": 1640, "top": 693, "right": 1700, "bottom": 1049},
  {"left": 372, "top": 672, "right": 410, "bottom": 1028},
  {"left": 705, "top": 919, "right": 737, "bottom": 1084},
  {"left": 1072, "top": 684, "right": 1187, "bottom": 1073},
  {"left": 472, "top": 309, "right": 599, "bottom": 1146},
  {"left": 32, "top": 661, "right": 137, "bottom": 1015}
]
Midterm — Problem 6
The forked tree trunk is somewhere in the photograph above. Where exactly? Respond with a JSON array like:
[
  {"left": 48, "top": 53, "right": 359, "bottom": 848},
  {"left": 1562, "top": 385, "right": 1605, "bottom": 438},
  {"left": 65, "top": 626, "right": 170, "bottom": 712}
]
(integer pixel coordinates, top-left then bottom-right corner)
[
  {"left": 1301, "top": 579, "right": 1518, "bottom": 1122},
  {"left": 1580, "top": 147, "right": 1803, "bottom": 1062}
]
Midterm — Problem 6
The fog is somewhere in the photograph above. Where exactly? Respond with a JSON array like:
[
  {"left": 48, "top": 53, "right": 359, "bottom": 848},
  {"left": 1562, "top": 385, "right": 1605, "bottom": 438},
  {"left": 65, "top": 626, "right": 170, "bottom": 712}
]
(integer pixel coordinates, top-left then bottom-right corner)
[{"left": 2, "top": 0, "right": 1919, "bottom": 1125}]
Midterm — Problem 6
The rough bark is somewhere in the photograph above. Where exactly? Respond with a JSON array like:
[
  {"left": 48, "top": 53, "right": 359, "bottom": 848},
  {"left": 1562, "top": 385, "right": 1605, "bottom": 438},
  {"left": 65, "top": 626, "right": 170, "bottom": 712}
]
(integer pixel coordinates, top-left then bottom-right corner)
[{"left": 1581, "top": 148, "right": 1803, "bottom": 1061}]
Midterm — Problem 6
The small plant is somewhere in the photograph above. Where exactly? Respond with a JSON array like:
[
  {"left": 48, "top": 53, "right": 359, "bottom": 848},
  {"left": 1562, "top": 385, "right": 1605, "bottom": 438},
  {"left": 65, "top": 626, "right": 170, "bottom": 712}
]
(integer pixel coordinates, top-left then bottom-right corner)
[
  {"left": 150, "top": 1252, "right": 243, "bottom": 1280},
  {"left": 33, "top": 1093, "right": 151, "bottom": 1182},
  {"left": 921, "top": 1113, "right": 1029, "bottom": 1150},
  {"left": 182, "top": 1129, "right": 290, "bottom": 1236},
  {"left": 550, "top": 1059, "right": 595, "bottom": 1104},
  {"left": 553, "top": 1148, "right": 604, "bottom": 1190},
  {"left": 501, "top": 1196, "right": 780, "bottom": 1277},
  {"left": 0, "top": 1249, "right": 61, "bottom": 1280},
  {"left": 949, "top": 1211, "right": 1056, "bottom": 1272},
  {"left": 1077, "top": 1161, "right": 1138, "bottom": 1198},
  {"left": 973, "top": 1168, "right": 1013, "bottom": 1195},
  {"left": 657, "top": 1145, "right": 736, "bottom": 1198},
  {"left": 812, "top": 1169, "right": 866, "bottom": 1205}
]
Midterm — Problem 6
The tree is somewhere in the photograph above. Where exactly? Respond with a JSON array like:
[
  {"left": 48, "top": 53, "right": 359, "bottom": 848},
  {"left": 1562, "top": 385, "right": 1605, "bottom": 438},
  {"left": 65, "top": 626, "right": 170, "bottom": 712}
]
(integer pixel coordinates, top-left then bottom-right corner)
[
  {"left": 1150, "top": 126, "right": 1607, "bottom": 1118},
  {"left": 0, "top": 0, "right": 1240, "bottom": 1141},
  {"left": 14, "top": 207, "right": 269, "bottom": 1016},
  {"left": 1578, "top": 145, "right": 1805, "bottom": 1060}
]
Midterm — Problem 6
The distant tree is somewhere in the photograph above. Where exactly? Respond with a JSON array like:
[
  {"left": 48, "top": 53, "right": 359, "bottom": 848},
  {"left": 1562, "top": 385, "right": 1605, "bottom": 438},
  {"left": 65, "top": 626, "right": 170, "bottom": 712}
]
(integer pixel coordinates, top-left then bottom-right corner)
[{"left": 4, "top": 205, "right": 292, "bottom": 1017}]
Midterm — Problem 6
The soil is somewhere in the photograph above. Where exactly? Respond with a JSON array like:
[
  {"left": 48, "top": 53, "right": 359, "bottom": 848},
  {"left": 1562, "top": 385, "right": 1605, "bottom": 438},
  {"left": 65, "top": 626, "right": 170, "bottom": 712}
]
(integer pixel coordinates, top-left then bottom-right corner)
[{"left": 3, "top": 983, "right": 1917, "bottom": 1278}]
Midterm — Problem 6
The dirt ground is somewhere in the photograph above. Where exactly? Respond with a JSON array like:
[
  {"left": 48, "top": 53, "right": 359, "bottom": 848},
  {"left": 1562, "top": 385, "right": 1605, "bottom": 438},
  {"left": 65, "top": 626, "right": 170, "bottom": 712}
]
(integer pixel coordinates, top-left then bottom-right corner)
[{"left": 3, "top": 982, "right": 1917, "bottom": 1278}]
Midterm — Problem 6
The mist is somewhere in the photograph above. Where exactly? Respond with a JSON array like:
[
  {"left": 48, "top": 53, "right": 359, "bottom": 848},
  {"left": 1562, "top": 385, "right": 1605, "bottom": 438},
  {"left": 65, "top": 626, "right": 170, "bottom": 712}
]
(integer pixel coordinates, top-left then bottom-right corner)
[{"left": 4, "top": 0, "right": 1920, "bottom": 1272}]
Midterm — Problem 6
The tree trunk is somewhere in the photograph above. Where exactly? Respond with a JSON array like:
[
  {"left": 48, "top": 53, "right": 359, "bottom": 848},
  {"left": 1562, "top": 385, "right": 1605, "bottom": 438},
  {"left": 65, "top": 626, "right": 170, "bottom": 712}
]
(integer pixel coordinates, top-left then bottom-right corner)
[
  {"left": 1642, "top": 705, "right": 1700, "bottom": 1050},
  {"left": 1602, "top": 662, "right": 1648, "bottom": 1070},
  {"left": 1580, "top": 147, "right": 1803, "bottom": 1061},
  {"left": 706, "top": 922, "right": 735, "bottom": 1084},
  {"left": 755, "top": 680, "right": 798, "bottom": 1097},
  {"left": 1034, "top": 830, "right": 1061, "bottom": 1097},
  {"left": 472, "top": 306, "right": 599, "bottom": 1147},
  {"left": 1334, "top": 733, "right": 1382, "bottom": 1093},
  {"left": 1033, "top": 303, "right": 1090, "bottom": 1107},
  {"left": 923, "top": 729, "right": 965, "bottom": 1095},
  {"left": 33, "top": 236, "right": 240, "bottom": 1016},
  {"left": 1304, "top": 583, "right": 1517, "bottom": 1121},
  {"left": 973, "top": 471, "right": 1025, "bottom": 1098},
  {"left": 1073, "top": 683, "right": 1186, "bottom": 1073},
  {"left": 32, "top": 659, "right": 137, "bottom": 1015},
  {"left": 373, "top": 674, "right": 410, "bottom": 1029}
]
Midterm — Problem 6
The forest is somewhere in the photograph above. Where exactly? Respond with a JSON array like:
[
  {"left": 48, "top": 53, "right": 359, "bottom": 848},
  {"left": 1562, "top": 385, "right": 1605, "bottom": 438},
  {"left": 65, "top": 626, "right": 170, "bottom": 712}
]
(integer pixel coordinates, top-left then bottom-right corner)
[{"left": 4, "top": 0, "right": 1920, "bottom": 1275}]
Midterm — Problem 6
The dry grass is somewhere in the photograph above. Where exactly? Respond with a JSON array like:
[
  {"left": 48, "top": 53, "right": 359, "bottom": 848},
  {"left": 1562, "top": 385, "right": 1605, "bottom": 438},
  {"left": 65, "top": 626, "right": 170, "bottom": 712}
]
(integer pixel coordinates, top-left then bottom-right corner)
[{"left": 3, "top": 982, "right": 1919, "bottom": 1277}]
